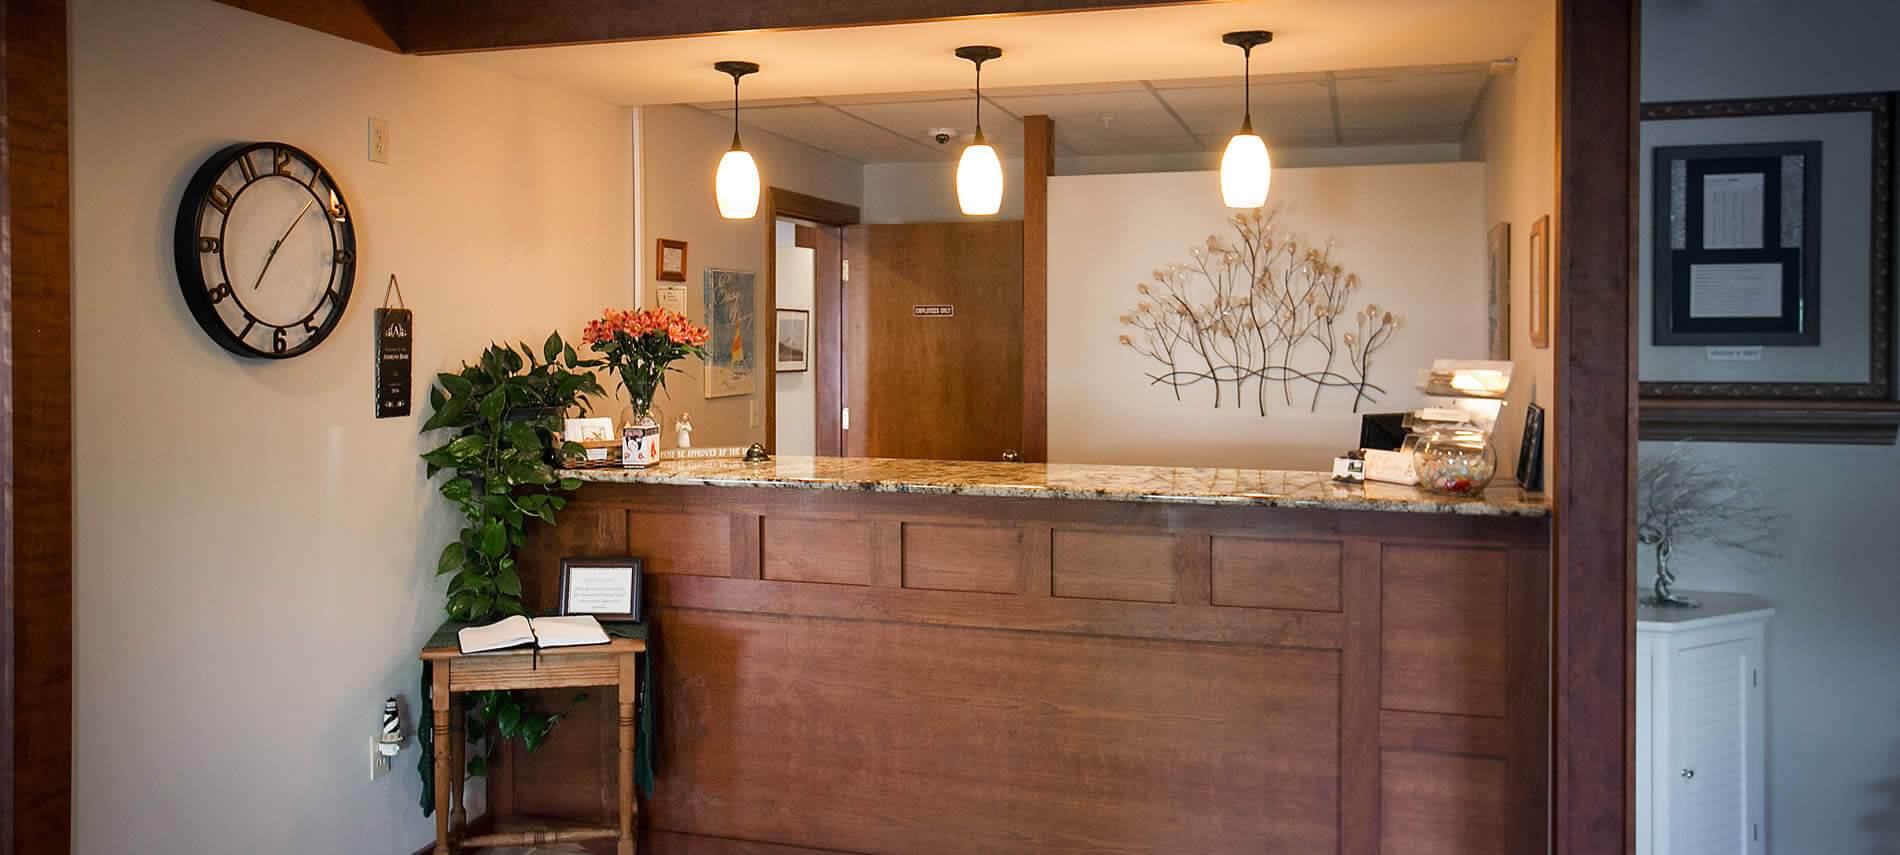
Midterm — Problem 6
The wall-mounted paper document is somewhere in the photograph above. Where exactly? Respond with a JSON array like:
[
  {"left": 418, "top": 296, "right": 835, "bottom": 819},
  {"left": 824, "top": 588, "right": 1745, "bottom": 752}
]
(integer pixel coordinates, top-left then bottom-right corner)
[
  {"left": 1702, "top": 172, "right": 1765, "bottom": 250},
  {"left": 1689, "top": 263, "right": 1782, "bottom": 318},
  {"left": 656, "top": 283, "right": 688, "bottom": 314}
]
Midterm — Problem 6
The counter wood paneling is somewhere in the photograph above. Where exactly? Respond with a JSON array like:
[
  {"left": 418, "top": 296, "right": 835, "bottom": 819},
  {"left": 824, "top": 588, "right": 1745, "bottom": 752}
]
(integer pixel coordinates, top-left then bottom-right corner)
[{"left": 500, "top": 458, "right": 1551, "bottom": 854}]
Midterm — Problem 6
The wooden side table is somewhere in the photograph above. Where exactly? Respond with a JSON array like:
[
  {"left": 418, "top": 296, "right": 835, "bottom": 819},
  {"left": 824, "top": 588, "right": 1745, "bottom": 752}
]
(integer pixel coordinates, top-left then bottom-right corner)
[{"left": 419, "top": 626, "right": 647, "bottom": 855}]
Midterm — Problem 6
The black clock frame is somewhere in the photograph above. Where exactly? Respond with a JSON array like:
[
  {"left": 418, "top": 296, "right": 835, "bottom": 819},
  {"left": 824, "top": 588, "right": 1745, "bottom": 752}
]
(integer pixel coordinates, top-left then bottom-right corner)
[{"left": 172, "top": 141, "right": 357, "bottom": 359}]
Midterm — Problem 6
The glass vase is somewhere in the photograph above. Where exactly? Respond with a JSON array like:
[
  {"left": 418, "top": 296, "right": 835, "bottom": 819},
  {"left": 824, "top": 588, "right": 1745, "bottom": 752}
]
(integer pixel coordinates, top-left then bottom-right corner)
[
  {"left": 621, "top": 409, "right": 660, "bottom": 469},
  {"left": 1412, "top": 425, "right": 1497, "bottom": 497}
]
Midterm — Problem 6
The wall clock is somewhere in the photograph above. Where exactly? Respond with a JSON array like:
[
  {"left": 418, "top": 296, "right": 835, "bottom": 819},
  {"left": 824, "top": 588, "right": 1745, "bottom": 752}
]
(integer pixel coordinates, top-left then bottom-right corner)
[{"left": 173, "top": 142, "right": 356, "bottom": 359}]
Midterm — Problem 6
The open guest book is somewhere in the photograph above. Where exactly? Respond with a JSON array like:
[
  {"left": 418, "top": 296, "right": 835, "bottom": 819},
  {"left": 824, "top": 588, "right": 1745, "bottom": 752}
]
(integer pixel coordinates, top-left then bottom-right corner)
[{"left": 457, "top": 614, "right": 610, "bottom": 654}]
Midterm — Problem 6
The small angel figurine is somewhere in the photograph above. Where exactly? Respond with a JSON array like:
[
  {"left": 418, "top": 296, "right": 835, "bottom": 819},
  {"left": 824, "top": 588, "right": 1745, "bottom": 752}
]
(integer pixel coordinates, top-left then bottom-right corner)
[{"left": 674, "top": 412, "right": 694, "bottom": 449}]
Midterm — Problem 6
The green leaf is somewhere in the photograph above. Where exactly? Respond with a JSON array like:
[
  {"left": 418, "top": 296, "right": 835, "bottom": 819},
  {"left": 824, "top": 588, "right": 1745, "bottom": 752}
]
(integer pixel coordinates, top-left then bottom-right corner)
[
  {"left": 466, "top": 755, "right": 488, "bottom": 778},
  {"left": 428, "top": 384, "right": 447, "bottom": 413},
  {"left": 420, "top": 398, "right": 468, "bottom": 433},
  {"left": 543, "top": 331, "right": 563, "bottom": 363},
  {"left": 439, "top": 373, "right": 474, "bottom": 398},
  {"left": 447, "top": 435, "right": 485, "bottom": 462},
  {"left": 478, "top": 388, "right": 506, "bottom": 424},
  {"left": 479, "top": 519, "right": 506, "bottom": 558},
  {"left": 440, "top": 477, "right": 474, "bottom": 503},
  {"left": 436, "top": 542, "right": 464, "bottom": 576},
  {"left": 497, "top": 595, "right": 525, "bottom": 616},
  {"left": 563, "top": 343, "right": 579, "bottom": 368},
  {"left": 505, "top": 421, "right": 541, "bottom": 454},
  {"left": 497, "top": 568, "right": 522, "bottom": 597},
  {"left": 497, "top": 703, "right": 522, "bottom": 737},
  {"left": 558, "top": 478, "right": 582, "bottom": 492}
]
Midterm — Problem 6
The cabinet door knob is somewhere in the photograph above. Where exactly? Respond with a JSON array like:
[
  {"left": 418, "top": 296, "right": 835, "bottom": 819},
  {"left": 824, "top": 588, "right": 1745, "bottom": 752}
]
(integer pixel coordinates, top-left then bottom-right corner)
[{"left": 1680, "top": 768, "right": 1695, "bottom": 779}]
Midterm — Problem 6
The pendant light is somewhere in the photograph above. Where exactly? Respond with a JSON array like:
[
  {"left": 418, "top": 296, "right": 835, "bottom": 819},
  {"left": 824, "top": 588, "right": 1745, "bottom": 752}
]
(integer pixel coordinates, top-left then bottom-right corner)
[
  {"left": 955, "top": 46, "right": 1004, "bottom": 217},
  {"left": 1219, "top": 31, "right": 1274, "bottom": 209},
  {"left": 714, "top": 60, "right": 762, "bottom": 220}
]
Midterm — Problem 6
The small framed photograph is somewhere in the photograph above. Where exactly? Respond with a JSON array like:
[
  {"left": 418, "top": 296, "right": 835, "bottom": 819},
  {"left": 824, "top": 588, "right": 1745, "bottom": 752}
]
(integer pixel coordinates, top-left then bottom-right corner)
[
  {"left": 656, "top": 238, "right": 688, "bottom": 282},
  {"left": 1528, "top": 215, "right": 1552, "bottom": 349},
  {"left": 776, "top": 308, "right": 810, "bottom": 372},
  {"left": 558, "top": 557, "right": 643, "bottom": 622},
  {"left": 1486, "top": 222, "right": 1511, "bottom": 360},
  {"left": 1516, "top": 402, "right": 1545, "bottom": 492}
]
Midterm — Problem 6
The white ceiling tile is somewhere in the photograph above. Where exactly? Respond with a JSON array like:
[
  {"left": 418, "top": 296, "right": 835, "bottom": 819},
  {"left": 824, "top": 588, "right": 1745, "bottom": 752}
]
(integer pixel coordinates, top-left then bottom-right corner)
[
  {"left": 1156, "top": 79, "right": 1335, "bottom": 140},
  {"left": 709, "top": 105, "right": 947, "bottom": 163},
  {"left": 1333, "top": 70, "right": 1487, "bottom": 130},
  {"left": 831, "top": 98, "right": 1023, "bottom": 149},
  {"left": 1062, "top": 134, "right": 1207, "bottom": 157},
  {"left": 1337, "top": 124, "right": 1468, "bottom": 146},
  {"left": 986, "top": 90, "right": 1187, "bottom": 141}
]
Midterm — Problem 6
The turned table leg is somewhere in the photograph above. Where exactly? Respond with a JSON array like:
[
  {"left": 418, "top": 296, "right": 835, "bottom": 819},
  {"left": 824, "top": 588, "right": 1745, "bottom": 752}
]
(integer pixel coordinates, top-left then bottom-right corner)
[
  {"left": 618, "top": 652, "right": 637, "bottom": 855},
  {"left": 448, "top": 693, "right": 466, "bottom": 836},
  {"left": 432, "top": 663, "right": 453, "bottom": 855}
]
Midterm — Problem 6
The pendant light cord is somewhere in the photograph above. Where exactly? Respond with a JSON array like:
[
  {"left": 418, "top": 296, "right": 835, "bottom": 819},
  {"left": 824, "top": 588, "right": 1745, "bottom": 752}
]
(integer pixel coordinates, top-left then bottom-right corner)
[
  {"left": 973, "top": 60, "right": 985, "bottom": 142},
  {"left": 731, "top": 74, "right": 742, "bottom": 149},
  {"left": 1242, "top": 45, "right": 1253, "bottom": 130}
]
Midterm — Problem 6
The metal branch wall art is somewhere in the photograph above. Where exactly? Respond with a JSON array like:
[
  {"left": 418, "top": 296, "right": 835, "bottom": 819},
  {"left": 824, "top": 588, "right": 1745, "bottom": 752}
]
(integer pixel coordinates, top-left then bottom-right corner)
[{"left": 1118, "top": 205, "right": 1402, "bottom": 415}]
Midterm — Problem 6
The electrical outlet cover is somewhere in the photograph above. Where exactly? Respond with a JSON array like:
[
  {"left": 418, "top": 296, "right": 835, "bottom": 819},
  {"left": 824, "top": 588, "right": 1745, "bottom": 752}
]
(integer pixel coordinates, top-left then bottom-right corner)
[
  {"left": 370, "top": 737, "right": 392, "bottom": 780},
  {"left": 368, "top": 117, "right": 390, "bottom": 164}
]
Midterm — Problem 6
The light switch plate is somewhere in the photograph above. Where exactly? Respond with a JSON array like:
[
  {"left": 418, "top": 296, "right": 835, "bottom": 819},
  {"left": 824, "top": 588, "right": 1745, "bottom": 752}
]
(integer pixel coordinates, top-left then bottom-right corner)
[
  {"left": 368, "top": 117, "right": 390, "bottom": 163},
  {"left": 370, "top": 738, "right": 392, "bottom": 780},
  {"left": 749, "top": 400, "right": 761, "bottom": 428}
]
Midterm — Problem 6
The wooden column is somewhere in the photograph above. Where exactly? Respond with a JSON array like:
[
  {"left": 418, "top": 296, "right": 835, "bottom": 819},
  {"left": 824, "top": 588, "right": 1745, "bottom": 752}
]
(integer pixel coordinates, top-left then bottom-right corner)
[
  {"left": 1021, "top": 115, "right": 1054, "bottom": 462},
  {"left": 1554, "top": 0, "right": 1639, "bottom": 852},
  {"left": 4, "top": 0, "right": 73, "bottom": 850}
]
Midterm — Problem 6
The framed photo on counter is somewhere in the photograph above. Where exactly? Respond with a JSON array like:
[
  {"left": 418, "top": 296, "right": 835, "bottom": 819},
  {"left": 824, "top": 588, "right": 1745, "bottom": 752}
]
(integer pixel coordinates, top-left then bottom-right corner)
[{"left": 558, "top": 557, "right": 643, "bottom": 622}]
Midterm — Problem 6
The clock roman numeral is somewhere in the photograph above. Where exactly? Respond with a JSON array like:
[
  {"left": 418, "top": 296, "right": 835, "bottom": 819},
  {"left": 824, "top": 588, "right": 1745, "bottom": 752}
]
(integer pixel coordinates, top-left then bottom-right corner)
[
  {"left": 198, "top": 236, "right": 221, "bottom": 253},
  {"left": 334, "top": 248, "right": 355, "bottom": 265},
  {"left": 236, "top": 153, "right": 257, "bottom": 182}
]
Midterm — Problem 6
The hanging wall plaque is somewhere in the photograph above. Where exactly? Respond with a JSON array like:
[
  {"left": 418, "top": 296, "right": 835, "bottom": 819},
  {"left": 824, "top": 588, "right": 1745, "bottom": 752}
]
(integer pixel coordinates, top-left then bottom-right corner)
[{"left": 374, "top": 275, "right": 413, "bottom": 418}]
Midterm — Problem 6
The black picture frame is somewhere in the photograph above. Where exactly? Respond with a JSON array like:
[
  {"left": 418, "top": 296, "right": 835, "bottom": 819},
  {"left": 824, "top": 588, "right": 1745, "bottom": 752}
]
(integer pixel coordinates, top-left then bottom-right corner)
[
  {"left": 558, "top": 557, "right": 643, "bottom": 623},
  {"left": 1516, "top": 403, "right": 1545, "bottom": 493},
  {"left": 1651, "top": 141, "right": 1823, "bottom": 346},
  {"left": 1639, "top": 91, "right": 1894, "bottom": 401}
]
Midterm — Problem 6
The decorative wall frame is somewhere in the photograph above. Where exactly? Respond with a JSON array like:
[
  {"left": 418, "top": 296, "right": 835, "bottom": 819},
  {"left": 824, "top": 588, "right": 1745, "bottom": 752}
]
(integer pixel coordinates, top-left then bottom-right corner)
[
  {"left": 1529, "top": 216, "right": 1551, "bottom": 349},
  {"left": 1638, "top": 92, "right": 1893, "bottom": 402},
  {"left": 1487, "top": 222, "right": 1510, "bottom": 360},
  {"left": 656, "top": 238, "right": 688, "bottom": 282}
]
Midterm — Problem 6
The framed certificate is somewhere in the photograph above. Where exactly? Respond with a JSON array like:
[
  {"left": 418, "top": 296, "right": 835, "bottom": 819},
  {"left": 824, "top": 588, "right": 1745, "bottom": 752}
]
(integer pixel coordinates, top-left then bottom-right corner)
[
  {"left": 558, "top": 557, "right": 643, "bottom": 622},
  {"left": 656, "top": 238, "right": 688, "bottom": 282}
]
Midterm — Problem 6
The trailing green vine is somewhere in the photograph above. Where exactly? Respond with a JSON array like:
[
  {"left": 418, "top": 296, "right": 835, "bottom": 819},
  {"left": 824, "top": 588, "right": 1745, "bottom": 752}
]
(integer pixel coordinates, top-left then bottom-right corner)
[{"left": 417, "top": 331, "right": 606, "bottom": 816}]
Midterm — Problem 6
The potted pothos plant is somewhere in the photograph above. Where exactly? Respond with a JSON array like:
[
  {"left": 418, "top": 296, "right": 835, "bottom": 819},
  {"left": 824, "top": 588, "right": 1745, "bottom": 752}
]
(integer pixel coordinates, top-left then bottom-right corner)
[{"left": 416, "top": 331, "right": 608, "bottom": 815}]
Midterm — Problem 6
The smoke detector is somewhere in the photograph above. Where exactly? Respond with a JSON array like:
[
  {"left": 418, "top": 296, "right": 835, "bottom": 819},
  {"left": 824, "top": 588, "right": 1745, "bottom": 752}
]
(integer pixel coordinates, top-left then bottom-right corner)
[{"left": 927, "top": 127, "right": 961, "bottom": 145}]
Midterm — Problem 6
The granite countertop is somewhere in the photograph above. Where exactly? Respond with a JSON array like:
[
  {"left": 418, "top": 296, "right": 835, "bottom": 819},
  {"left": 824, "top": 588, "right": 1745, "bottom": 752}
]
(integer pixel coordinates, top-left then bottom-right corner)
[{"left": 565, "top": 455, "right": 1549, "bottom": 518}]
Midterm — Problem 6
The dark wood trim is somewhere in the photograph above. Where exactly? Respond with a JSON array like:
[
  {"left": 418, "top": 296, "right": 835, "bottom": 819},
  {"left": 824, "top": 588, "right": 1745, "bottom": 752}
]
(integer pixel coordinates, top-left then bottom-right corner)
[
  {"left": 1508, "top": 546, "right": 1553, "bottom": 855},
  {"left": 1340, "top": 541, "right": 1381, "bottom": 855},
  {"left": 3, "top": 0, "right": 71, "bottom": 850},
  {"left": 211, "top": 0, "right": 401, "bottom": 52},
  {"left": 410, "top": 0, "right": 1205, "bottom": 53},
  {"left": 0, "top": 1, "right": 13, "bottom": 843},
  {"left": 1640, "top": 398, "right": 1900, "bottom": 444},
  {"left": 1553, "top": 1, "right": 1638, "bottom": 854},
  {"left": 764, "top": 187, "right": 858, "bottom": 456},
  {"left": 1021, "top": 115, "right": 1054, "bottom": 463}
]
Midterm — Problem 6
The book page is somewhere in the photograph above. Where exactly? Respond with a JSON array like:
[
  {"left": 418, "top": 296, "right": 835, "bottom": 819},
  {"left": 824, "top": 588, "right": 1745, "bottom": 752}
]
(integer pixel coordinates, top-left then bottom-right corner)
[
  {"left": 531, "top": 615, "right": 610, "bottom": 648},
  {"left": 457, "top": 615, "right": 535, "bottom": 654}
]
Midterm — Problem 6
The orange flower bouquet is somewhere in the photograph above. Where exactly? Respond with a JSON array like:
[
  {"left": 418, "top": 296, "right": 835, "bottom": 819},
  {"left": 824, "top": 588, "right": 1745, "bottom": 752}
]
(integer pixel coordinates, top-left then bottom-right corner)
[{"left": 582, "top": 307, "right": 710, "bottom": 418}]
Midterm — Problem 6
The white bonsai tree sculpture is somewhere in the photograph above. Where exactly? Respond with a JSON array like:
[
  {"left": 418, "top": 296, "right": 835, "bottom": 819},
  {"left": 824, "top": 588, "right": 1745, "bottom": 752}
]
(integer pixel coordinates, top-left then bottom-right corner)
[{"left": 1636, "top": 443, "right": 1782, "bottom": 607}]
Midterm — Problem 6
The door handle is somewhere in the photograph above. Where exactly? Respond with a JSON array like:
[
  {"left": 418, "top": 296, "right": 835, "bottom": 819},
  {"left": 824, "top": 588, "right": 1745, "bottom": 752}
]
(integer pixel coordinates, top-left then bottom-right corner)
[
  {"left": 1001, "top": 449, "right": 1023, "bottom": 463},
  {"left": 1679, "top": 768, "right": 1695, "bottom": 780}
]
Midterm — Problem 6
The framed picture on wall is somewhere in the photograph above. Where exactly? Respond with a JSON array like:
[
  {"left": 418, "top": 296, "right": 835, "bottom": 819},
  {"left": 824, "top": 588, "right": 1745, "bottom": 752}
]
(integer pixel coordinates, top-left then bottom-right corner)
[
  {"left": 776, "top": 309, "right": 809, "bottom": 372},
  {"left": 656, "top": 238, "right": 688, "bottom": 282},
  {"left": 1529, "top": 215, "right": 1551, "bottom": 349},
  {"left": 1487, "top": 222, "right": 1511, "bottom": 360},
  {"left": 1639, "top": 92, "right": 1893, "bottom": 400},
  {"left": 703, "top": 268, "right": 757, "bottom": 399}
]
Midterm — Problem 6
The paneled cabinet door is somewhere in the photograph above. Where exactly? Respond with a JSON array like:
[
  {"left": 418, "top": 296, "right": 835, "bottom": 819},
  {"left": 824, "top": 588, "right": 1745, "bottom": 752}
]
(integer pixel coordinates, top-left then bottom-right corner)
[{"left": 1668, "top": 636, "right": 1762, "bottom": 855}]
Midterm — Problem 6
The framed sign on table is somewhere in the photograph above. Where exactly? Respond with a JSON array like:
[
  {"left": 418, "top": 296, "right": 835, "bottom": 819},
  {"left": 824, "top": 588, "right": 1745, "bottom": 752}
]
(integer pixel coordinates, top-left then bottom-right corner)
[{"left": 1638, "top": 92, "right": 1893, "bottom": 402}]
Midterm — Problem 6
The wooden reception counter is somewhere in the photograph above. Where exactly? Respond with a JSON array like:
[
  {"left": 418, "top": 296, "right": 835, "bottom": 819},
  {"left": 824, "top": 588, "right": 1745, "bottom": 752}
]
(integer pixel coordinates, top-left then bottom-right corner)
[{"left": 506, "top": 456, "right": 1551, "bottom": 854}]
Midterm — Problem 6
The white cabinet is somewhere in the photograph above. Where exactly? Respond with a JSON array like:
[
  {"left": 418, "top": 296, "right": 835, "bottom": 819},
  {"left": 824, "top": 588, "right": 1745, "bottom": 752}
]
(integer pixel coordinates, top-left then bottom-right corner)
[{"left": 1636, "top": 592, "right": 1772, "bottom": 855}]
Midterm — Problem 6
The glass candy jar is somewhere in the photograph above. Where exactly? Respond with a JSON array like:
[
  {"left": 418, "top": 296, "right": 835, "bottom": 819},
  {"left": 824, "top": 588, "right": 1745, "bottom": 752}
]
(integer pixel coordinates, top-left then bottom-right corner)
[{"left": 1412, "top": 425, "right": 1497, "bottom": 497}]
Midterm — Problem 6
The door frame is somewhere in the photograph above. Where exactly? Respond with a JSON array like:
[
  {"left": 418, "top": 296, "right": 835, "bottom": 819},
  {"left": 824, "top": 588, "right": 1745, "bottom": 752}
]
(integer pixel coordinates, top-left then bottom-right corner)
[{"left": 762, "top": 187, "right": 859, "bottom": 455}]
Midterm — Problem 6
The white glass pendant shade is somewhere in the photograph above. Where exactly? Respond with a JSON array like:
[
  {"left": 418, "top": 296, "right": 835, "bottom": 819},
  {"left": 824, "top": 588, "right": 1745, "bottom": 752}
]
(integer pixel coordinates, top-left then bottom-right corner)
[
  {"left": 957, "top": 140, "right": 1004, "bottom": 216},
  {"left": 1220, "top": 130, "right": 1271, "bottom": 209},
  {"left": 716, "top": 146, "right": 760, "bottom": 220}
]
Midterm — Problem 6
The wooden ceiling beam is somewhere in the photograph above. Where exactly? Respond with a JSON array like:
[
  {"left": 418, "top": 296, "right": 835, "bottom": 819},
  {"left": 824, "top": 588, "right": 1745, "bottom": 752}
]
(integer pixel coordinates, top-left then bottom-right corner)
[
  {"left": 221, "top": 0, "right": 1209, "bottom": 55},
  {"left": 212, "top": 0, "right": 403, "bottom": 52}
]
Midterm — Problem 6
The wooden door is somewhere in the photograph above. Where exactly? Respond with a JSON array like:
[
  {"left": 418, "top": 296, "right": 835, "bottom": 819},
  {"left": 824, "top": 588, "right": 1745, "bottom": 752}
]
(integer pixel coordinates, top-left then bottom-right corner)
[{"left": 842, "top": 222, "right": 1023, "bottom": 461}]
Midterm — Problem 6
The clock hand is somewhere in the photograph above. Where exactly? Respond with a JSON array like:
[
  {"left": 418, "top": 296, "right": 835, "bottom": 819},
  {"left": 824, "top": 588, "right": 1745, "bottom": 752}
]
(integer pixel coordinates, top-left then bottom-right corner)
[{"left": 252, "top": 197, "right": 318, "bottom": 290}]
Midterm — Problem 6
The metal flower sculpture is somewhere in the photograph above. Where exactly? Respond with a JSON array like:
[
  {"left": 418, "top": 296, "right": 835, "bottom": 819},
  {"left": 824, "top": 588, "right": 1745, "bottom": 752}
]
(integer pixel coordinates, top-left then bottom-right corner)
[
  {"left": 1118, "top": 205, "right": 1400, "bottom": 415},
  {"left": 1636, "top": 443, "right": 1783, "bottom": 607}
]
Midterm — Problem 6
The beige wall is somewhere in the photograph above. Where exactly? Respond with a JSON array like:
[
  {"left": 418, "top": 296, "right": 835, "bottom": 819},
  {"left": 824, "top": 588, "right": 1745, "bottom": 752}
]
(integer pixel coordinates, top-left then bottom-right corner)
[
  {"left": 72, "top": 1, "right": 631, "bottom": 852},
  {"left": 637, "top": 105, "right": 862, "bottom": 446},
  {"left": 1463, "top": 1, "right": 1557, "bottom": 482},
  {"left": 1047, "top": 164, "right": 1488, "bottom": 470}
]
